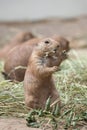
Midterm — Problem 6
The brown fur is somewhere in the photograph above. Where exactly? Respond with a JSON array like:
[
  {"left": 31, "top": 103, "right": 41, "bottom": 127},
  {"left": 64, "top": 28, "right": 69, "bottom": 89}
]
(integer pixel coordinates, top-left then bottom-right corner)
[
  {"left": 24, "top": 38, "right": 61, "bottom": 109},
  {"left": 52, "top": 35, "right": 70, "bottom": 52},
  {"left": 4, "top": 36, "right": 69, "bottom": 82},
  {"left": 0, "top": 32, "right": 36, "bottom": 59}
]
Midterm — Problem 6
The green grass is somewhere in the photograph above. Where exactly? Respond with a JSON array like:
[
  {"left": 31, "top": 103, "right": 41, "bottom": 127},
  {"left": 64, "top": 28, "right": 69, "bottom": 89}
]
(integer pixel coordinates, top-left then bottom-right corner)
[{"left": 0, "top": 55, "right": 87, "bottom": 129}]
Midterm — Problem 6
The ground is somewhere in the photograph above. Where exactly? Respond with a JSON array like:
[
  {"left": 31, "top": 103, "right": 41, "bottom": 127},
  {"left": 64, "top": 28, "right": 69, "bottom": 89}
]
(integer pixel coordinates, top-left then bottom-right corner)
[
  {"left": 0, "top": 16, "right": 87, "bottom": 130},
  {"left": 0, "top": 118, "right": 42, "bottom": 130}
]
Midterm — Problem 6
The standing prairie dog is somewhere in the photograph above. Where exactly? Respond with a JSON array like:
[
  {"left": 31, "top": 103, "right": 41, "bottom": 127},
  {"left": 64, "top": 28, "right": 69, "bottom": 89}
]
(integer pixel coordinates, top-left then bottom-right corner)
[{"left": 24, "top": 38, "right": 61, "bottom": 109}]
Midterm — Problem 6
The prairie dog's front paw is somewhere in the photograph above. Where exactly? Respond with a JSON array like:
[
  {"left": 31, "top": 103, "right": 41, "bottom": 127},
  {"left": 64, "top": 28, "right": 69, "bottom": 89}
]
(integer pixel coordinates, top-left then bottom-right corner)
[{"left": 51, "top": 66, "right": 59, "bottom": 72}]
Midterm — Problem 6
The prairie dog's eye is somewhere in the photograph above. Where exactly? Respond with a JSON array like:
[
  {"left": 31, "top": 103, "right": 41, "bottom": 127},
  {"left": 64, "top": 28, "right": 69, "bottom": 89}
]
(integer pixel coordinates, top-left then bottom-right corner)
[
  {"left": 57, "top": 45, "right": 60, "bottom": 48},
  {"left": 44, "top": 40, "right": 50, "bottom": 44}
]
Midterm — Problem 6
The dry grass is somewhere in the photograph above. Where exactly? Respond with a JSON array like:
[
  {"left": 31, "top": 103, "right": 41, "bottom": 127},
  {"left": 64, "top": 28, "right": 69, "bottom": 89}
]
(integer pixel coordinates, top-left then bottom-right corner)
[{"left": 0, "top": 51, "right": 87, "bottom": 129}]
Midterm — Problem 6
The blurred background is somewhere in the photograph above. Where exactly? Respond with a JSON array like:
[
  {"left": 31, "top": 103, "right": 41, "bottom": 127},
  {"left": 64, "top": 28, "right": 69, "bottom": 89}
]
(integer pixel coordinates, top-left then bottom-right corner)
[
  {"left": 0, "top": 0, "right": 87, "bottom": 51},
  {"left": 0, "top": 0, "right": 87, "bottom": 21}
]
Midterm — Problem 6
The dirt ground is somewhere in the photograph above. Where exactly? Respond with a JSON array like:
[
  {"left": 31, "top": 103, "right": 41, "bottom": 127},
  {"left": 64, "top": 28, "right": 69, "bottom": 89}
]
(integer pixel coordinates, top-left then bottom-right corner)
[
  {"left": 0, "top": 16, "right": 87, "bottom": 130},
  {"left": 0, "top": 118, "right": 42, "bottom": 130}
]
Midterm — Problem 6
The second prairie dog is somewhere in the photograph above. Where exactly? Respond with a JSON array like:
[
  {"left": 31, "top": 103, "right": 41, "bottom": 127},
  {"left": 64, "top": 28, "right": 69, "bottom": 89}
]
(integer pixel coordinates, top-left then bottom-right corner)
[
  {"left": 0, "top": 31, "right": 36, "bottom": 60},
  {"left": 4, "top": 36, "right": 70, "bottom": 81},
  {"left": 24, "top": 38, "right": 61, "bottom": 109}
]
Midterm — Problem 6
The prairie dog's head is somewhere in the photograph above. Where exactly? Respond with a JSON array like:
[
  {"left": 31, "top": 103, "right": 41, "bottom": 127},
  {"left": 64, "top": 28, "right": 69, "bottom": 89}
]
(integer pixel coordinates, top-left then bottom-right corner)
[
  {"left": 12, "top": 32, "right": 36, "bottom": 43},
  {"left": 35, "top": 38, "right": 61, "bottom": 57}
]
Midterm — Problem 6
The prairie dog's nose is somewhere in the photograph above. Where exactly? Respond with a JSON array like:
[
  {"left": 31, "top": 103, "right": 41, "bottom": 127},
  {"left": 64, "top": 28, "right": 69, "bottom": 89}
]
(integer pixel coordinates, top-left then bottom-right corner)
[
  {"left": 53, "top": 44, "right": 60, "bottom": 52},
  {"left": 52, "top": 48, "right": 57, "bottom": 53}
]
